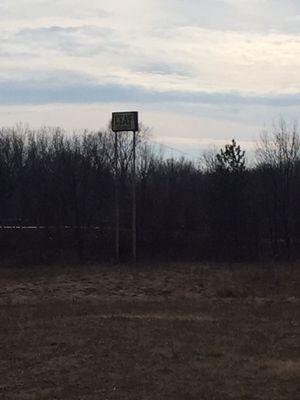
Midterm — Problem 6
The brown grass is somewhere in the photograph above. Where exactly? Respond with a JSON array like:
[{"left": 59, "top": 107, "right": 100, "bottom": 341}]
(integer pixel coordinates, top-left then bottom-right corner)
[{"left": 0, "top": 262, "right": 299, "bottom": 399}]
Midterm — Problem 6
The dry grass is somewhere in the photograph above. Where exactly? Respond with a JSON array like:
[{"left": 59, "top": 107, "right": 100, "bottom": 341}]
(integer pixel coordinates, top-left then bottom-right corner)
[{"left": 0, "top": 262, "right": 299, "bottom": 399}]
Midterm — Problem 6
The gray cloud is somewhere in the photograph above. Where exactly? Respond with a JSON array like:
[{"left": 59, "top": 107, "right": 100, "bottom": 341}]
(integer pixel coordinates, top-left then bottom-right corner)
[
  {"left": 157, "top": 0, "right": 300, "bottom": 33},
  {"left": 13, "top": 25, "right": 117, "bottom": 57},
  {"left": 0, "top": 1, "right": 110, "bottom": 21},
  {"left": 135, "top": 62, "right": 193, "bottom": 77},
  {"left": 3, "top": 25, "right": 138, "bottom": 68},
  {"left": 2, "top": 0, "right": 298, "bottom": 33},
  {"left": 1, "top": 75, "right": 300, "bottom": 107}
]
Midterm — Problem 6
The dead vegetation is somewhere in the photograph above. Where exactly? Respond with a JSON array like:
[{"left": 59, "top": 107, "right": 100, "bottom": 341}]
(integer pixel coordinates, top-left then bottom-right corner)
[{"left": 0, "top": 263, "right": 299, "bottom": 399}]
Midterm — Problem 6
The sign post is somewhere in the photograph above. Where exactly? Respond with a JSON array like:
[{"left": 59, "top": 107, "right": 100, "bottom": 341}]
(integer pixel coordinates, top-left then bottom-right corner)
[
  {"left": 114, "top": 130, "right": 119, "bottom": 264},
  {"left": 132, "top": 130, "right": 136, "bottom": 263},
  {"left": 112, "top": 111, "right": 139, "bottom": 263}
]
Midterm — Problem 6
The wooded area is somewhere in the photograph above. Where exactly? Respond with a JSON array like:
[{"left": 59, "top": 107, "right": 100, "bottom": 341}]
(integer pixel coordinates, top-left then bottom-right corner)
[{"left": 0, "top": 120, "right": 300, "bottom": 263}]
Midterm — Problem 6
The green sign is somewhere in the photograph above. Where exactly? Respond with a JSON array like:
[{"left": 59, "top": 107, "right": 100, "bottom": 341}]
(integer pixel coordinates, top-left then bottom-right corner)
[{"left": 112, "top": 111, "right": 138, "bottom": 132}]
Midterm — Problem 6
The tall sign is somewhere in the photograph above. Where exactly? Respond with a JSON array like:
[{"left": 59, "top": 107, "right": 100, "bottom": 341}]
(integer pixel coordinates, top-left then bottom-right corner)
[
  {"left": 112, "top": 111, "right": 138, "bottom": 132},
  {"left": 112, "top": 111, "right": 139, "bottom": 263}
]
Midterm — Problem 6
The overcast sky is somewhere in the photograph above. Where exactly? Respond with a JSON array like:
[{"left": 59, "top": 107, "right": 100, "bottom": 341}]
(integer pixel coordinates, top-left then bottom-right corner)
[{"left": 1, "top": 0, "right": 300, "bottom": 157}]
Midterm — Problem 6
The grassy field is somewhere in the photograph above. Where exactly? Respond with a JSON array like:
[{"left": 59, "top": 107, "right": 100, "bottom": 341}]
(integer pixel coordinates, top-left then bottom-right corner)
[{"left": 0, "top": 263, "right": 299, "bottom": 399}]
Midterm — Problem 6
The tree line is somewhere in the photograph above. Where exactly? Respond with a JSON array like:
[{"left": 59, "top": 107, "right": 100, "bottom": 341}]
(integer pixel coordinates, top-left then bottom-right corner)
[{"left": 0, "top": 120, "right": 300, "bottom": 264}]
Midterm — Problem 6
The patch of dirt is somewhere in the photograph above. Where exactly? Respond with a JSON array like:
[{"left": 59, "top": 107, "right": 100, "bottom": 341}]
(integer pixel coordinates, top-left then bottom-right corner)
[
  {"left": 266, "top": 360, "right": 300, "bottom": 375},
  {"left": 0, "top": 263, "right": 299, "bottom": 399},
  {"left": 0, "top": 262, "right": 299, "bottom": 305}
]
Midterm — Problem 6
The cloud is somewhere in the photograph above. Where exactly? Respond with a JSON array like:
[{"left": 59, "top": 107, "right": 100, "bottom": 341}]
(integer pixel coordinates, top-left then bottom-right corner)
[
  {"left": 2, "top": 17, "right": 300, "bottom": 95},
  {"left": 2, "top": 76, "right": 300, "bottom": 107},
  {"left": 12, "top": 25, "right": 118, "bottom": 57},
  {"left": 0, "top": 0, "right": 109, "bottom": 21}
]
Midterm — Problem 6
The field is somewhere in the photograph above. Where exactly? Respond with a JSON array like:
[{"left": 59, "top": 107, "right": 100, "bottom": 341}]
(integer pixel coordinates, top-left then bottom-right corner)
[{"left": 0, "top": 263, "right": 299, "bottom": 399}]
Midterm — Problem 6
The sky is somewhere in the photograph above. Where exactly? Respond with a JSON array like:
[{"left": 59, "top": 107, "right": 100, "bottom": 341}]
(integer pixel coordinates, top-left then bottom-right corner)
[{"left": 1, "top": 0, "right": 300, "bottom": 159}]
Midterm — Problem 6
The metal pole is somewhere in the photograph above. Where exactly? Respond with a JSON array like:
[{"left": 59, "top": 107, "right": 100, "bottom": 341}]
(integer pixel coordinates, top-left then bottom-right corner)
[
  {"left": 114, "top": 131, "right": 119, "bottom": 263},
  {"left": 132, "top": 130, "right": 137, "bottom": 263}
]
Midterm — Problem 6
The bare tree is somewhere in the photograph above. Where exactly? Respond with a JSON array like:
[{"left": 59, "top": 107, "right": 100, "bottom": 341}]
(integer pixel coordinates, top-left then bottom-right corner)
[{"left": 256, "top": 119, "right": 300, "bottom": 255}]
